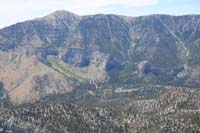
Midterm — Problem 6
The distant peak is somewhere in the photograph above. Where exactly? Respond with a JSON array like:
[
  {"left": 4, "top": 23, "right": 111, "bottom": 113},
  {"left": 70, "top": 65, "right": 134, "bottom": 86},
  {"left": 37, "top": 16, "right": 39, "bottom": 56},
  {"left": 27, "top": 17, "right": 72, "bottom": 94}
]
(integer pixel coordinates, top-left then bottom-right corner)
[
  {"left": 49, "top": 10, "right": 78, "bottom": 16},
  {"left": 37, "top": 10, "right": 81, "bottom": 21}
]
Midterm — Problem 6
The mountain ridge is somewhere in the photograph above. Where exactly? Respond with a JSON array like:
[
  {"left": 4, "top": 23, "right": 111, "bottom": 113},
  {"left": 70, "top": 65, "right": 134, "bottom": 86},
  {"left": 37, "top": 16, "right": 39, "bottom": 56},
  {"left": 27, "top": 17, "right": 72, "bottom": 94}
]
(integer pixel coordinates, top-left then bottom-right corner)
[{"left": 2, "top": 10, "right": 200, "bottom": 30}]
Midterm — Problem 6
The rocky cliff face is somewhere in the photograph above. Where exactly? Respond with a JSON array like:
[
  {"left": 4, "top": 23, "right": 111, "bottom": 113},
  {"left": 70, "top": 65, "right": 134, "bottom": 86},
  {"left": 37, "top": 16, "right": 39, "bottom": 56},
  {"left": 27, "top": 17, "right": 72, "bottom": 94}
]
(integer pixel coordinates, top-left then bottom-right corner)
[{"left": 0, "top": 11, "right": 199, "bottom": 104}]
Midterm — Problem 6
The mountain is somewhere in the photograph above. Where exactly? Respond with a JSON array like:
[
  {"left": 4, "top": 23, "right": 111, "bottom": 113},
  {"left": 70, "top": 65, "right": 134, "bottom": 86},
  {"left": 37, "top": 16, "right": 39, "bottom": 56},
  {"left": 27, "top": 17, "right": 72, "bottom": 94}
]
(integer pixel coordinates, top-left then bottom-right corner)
[
  {"left": 0, "top": 11, "right": 200, "bottom": 104},
  {"left": 0, "top": 10, "right": 200, "bottom": 132}
]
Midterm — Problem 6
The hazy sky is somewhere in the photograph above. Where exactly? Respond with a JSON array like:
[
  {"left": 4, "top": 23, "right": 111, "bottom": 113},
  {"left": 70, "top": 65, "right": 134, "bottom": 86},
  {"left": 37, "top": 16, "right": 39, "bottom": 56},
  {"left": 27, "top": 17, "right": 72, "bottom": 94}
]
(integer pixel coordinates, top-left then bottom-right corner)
[{"left": 0, "top": 0, "right": 200, "bottom": 28}]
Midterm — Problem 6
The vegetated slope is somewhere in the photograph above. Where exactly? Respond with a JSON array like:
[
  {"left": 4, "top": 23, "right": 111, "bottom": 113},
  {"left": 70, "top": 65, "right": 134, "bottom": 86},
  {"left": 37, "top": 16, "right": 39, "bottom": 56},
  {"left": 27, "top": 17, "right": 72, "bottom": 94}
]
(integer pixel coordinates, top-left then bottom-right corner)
[
  {"left": 0, "top": 10, "right": 200, "bottom": 104},
  {"left": 0, "top": 88, "right": 200, "bottom": 132}
]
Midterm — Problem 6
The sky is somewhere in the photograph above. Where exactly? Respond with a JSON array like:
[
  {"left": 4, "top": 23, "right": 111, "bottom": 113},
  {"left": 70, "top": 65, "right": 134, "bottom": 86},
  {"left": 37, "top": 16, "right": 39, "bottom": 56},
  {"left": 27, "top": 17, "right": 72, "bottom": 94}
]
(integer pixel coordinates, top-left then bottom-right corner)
[{"left": 0, "top": 0, "right": 200, "bottom": 28}]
